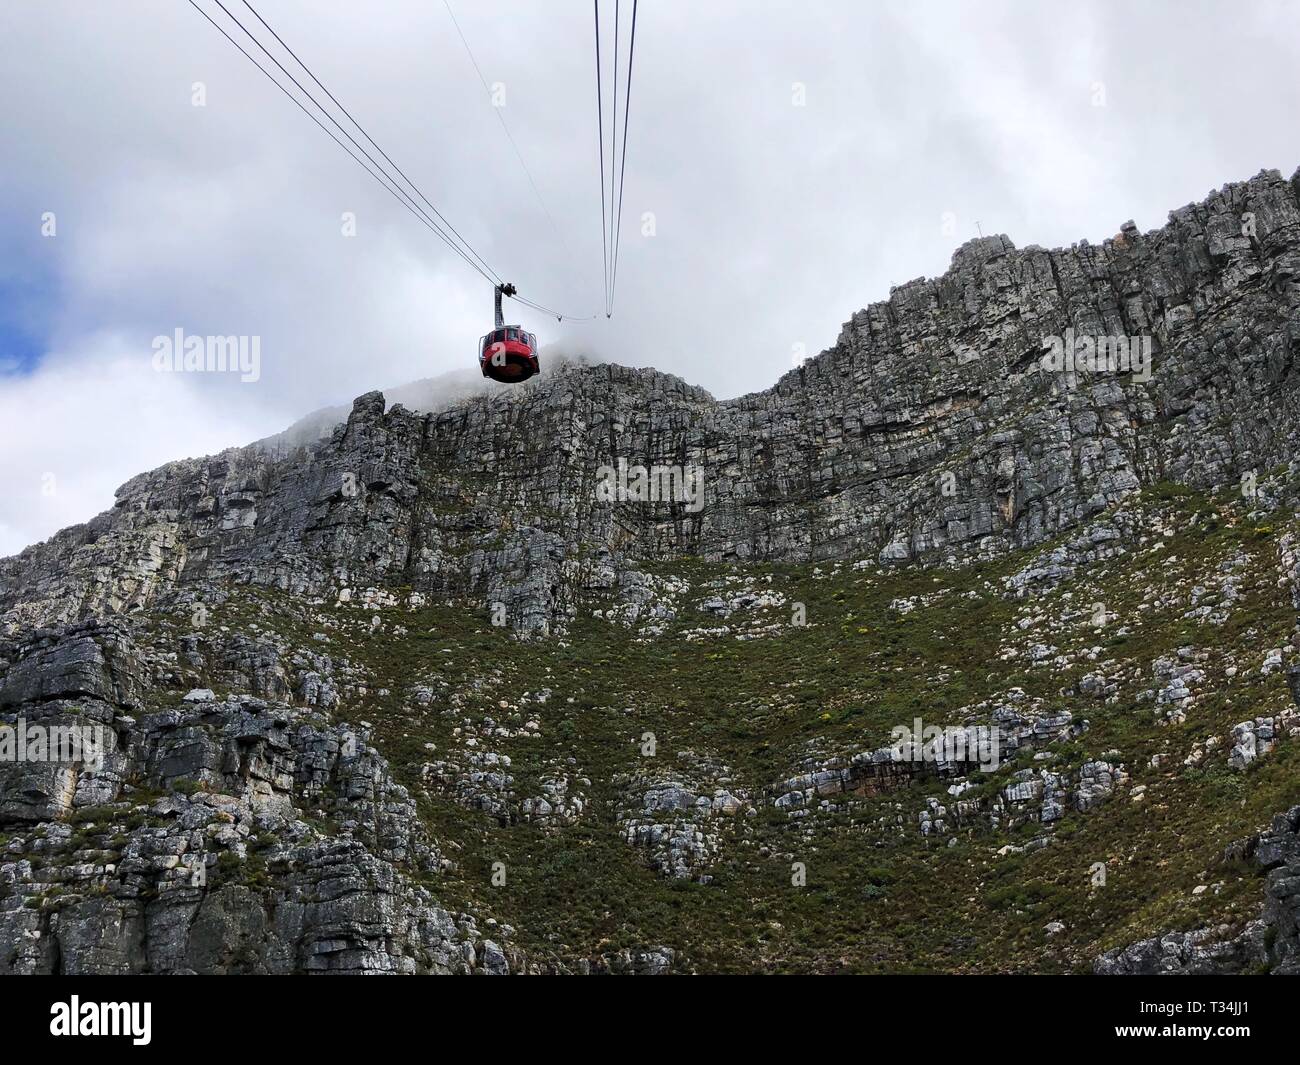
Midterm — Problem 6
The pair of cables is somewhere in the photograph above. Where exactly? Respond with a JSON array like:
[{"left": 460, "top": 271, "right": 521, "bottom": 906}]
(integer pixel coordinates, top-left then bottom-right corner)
[
  {"left": 189, "top": 0, "right": 600, "bottom": 320},
  {"left": 595, "top": 0, "right": 638, "bottom": 317}
]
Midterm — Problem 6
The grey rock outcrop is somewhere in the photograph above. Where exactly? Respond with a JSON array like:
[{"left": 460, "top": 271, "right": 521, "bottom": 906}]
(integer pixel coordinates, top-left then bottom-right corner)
[
  {"left": 3, "top": 169, "right": 1299, "bottom": 637},
  {"left": 1096, "top": 805, "right": 1300, "bottom": 975},
  {"left": 4, "top": 166, "right": 1300, "bottom": 975},
  {"left": 0, "top": 622, "right": 509, "bottom": 975}
]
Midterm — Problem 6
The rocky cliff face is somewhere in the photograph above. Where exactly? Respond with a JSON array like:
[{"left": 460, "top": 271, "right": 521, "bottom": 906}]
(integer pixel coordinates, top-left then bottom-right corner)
[
  {"left": 3, "top": 168, "right": 1300, "bottom": 974},
  {"left": 5, "top": 169, "right": 1300, "bottom": 640}
]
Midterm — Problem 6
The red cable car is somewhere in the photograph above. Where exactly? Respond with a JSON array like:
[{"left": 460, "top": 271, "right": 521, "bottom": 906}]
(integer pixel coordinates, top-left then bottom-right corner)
[{"left": 480, "top": 282, "right": 540, "bottom": 383}]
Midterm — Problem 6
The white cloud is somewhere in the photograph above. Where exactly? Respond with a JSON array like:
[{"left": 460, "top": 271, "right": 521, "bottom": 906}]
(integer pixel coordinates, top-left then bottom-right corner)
[{"left": 0, "top": 336, "right": 277, "bottom": 557}]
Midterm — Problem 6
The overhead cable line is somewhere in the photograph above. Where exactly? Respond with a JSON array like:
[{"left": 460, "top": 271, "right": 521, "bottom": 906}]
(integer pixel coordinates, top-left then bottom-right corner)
[
  {"left": 593, "top": 0, "right": 637, "bottom": 317},
  {"left": 442, "top": 0, "right": 593, "bottom": 299},
  {"left": 240, "top": 0, "right": 501, "bottom": 284},
  {"left": 594, "top": 0, "right": 611, "bottom": 316},
  {"left": 515, "top": 294, "right": 599, "bottom": 322},
  {"left": 609, "top": 0, "right": 637, "bottom": 312},
  {"left": 186, "top": 0, "right": 494, "bottom": 284},
  {"left": 190, "top": 0, "right": 598, "bottom": 321},
  {"left": 609, "top": 0, "right": 619, "bottom": 317},
  {"left": 213, "top": 0, "right": 500, "bottom": 283}
]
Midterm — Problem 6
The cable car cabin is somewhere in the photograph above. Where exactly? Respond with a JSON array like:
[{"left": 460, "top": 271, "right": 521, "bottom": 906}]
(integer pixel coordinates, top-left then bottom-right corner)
[{"left": 479, "top": 325, "right": 540, "bottom": 383}]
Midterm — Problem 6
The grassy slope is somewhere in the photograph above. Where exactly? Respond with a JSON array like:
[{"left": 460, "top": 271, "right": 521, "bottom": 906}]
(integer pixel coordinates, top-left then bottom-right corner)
[{"left": 207, "top": 484, "right": 1300, "bottom": 973}]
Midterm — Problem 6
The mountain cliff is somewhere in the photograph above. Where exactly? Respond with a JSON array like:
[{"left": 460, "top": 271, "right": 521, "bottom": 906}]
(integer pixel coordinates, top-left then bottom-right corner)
[{"left": 2, "top": 167, "right": 1299, "bottom": 973}]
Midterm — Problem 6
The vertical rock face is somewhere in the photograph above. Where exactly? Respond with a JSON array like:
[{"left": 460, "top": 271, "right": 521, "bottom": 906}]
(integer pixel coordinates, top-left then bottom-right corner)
[
  {"left": 3, "top": 168, "right": 1299, "bottom": 637},
  {"left": 1, "top": 171, "right": 1298, "bottom": 636},
  {"left": 0, "top": 620, "right": 507, "bottom": 975},
  {"left": 2, "top": 167, "right": 1300, "bottom": 975}
]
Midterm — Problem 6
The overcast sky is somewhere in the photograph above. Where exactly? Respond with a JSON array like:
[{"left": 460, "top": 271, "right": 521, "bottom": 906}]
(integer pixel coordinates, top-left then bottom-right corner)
[{"left": 2, "top": 0, "right": 1299, "bottom": 558}]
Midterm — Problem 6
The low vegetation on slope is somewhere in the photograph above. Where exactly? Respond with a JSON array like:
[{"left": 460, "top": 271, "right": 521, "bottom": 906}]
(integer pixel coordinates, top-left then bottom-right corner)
[{"left": 134, "top": 476, "right": 1300, "bottom": 973}]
